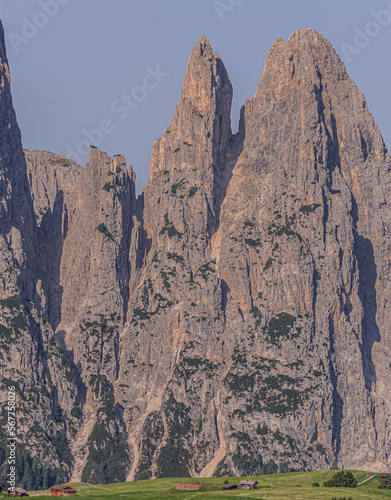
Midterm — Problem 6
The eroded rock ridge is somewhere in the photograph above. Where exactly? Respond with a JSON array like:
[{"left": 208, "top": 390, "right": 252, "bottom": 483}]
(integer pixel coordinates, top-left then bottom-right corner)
[{"left": 0, "top": 28, "right": 390, "bottom": 486}]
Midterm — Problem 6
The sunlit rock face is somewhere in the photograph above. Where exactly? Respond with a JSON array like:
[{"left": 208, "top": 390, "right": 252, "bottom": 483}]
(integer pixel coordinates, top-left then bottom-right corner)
[{"left": 1, "top": 27, "right": 390, "bottom": 485}]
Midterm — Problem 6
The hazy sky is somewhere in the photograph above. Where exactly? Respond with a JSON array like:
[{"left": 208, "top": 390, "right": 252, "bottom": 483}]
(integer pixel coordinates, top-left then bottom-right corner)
[{"left": 1, "top": 0, "right": 391, "bottom": 191}]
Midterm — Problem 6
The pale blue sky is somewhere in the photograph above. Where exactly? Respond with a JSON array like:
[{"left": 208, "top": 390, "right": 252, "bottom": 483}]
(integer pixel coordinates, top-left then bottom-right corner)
[{"left": 1, "top": 0, "right": 391, "bottom": 191}]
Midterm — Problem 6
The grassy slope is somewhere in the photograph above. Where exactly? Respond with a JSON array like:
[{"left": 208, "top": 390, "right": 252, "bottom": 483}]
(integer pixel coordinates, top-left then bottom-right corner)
[{"left": 27, "top": 471, "right": 390, "bottom": 499}]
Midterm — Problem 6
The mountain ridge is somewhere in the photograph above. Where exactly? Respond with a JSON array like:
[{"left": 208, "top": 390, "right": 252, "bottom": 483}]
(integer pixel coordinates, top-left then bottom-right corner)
[{"left": 0, "top": 26, "right": 390, "bottom": 489}]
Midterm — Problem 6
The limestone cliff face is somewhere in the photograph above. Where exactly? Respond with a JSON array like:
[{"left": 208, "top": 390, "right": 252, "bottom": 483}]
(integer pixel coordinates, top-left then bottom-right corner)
[
  {"left": 145, "top": 36, "right": 235, "bottom": 240},
  {"left": 215, "top": 29, "right": 391, "bottom": 472},
  {"left": 56, "top": 147, "right": 137, "bottom": 482},
  {"left": 1, "top": 26, "right": 391, "bottom": 487},
  {"left": 25, "top": 149, "right": 82, "bottom": 228},
  {"left": 117, "top": 37, "right": 239, "bottom": 479},
  {"left": 18, "top": 146, "right": 137, "bottom": 484},
  {"left": 0, "top": 21, "right": 76, "bottom": 486},
  {"left": 25, "top": 149, "right": 82, "bottom": 328},
  {"left": 115, "top": 31, "right": 391, "bottom": 478},
  {"left": 59, "top": 147, "right": 135, "bottom": 329}
]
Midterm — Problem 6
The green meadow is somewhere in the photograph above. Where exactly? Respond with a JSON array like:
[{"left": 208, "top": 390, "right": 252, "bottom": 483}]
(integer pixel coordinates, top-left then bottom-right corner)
[{"left": 26, "top": 470, "right": 391, "bottom": 499}]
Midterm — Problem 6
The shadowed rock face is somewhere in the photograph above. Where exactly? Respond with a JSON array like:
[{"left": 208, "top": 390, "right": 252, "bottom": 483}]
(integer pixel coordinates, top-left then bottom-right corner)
[
  {"left": 1, "top": 27, "right": 391, "bottom": 485},
  {"left": 25, "top": 149, "right": 83, "bottom": 330},
  {"left": 0, "top": 21, "right": 77, "bottom": 485}
]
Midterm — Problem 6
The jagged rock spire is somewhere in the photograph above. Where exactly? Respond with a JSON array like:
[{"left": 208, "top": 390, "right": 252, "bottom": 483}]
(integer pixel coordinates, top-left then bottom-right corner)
[
  {"left": 245, "top": 28, "right": 386, "bottom": 167},
  {"left": 148, "top": 36, "right": 233, "bottom": 180},
  {"left": 0, "top": 21, "right": 35, "bottom": 238},
  {"left": 59, "top": 146, "right": 135, "bottom": 329},
  {"left": 216, "top": 27, "right": 391, "bottom": 472}
]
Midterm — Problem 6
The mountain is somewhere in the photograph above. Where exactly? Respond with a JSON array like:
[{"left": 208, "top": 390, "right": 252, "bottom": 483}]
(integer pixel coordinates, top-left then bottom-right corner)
[
  {"left": 0, "top": 24, "right": 390, "bottom": 488},
  {"left": 0, "top": 22, "right": 75, "bottom": 487}
]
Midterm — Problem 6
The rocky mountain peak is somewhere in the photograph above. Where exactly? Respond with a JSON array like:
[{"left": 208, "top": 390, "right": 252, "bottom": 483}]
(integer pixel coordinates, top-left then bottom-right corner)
[
  {"left": 242, "top": 27, "right": 387, "bottom": 179},
  {"left": 256, "top": 28, "right": 348, "bottom": 101},
  {"left": 0, "top": 22, "right": 34, "bottom": 238},
  {"left": 147, "top": 36, "right": 233, "bottom": 183},
  {"left": 192, "top": 35, "right": 213, "bottom": 57},
  {"left": 86, "top": 146, "right": 126, "bottom": 176},
  {"left": 288, "top": 27, "right": 334, "bottom": 44},
  {"left": 0, "top": 24, "right": 10, "bottom": 88},
  {"left": 178, "top": 34, "right": 232, "bottom": 125},
  {"left": 1, "top": 24, "right": 391, "bottom": 488}
]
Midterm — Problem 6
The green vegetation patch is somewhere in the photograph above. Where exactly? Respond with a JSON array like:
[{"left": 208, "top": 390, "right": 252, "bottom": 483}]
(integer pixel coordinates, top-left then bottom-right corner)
[
  {"left": 300, "top": 203, "right": 321, "bottom": 214},
  {"left": 195, "top": 262, "right": 214, "bottom": 282},
  {"left": 102, "top": 182, "right": 114, "bottom": 192},
  {"left": 10, "top": 313, "right": 27, "bottom": 333},
  {"left": 224, "top": 372, "right": 256, "bottom": 394},
  {"left": 323, "top": 471, "right": 356, "bottom": 488},
  {"left": 245, "top": 238, "right": 262, "bottom": 247},
  {"left": 268, "top": 214, "right": 301, "bottom": 240},
  {"left": 89, "top": 374, "right": 112, "bottom": 399},
  {"left": 0, "top": 294, "right": 21, "bottom": 312},
  {"left": 155, "top": 394, "right": 192, "bottom": 478},
  {"left": 0, "top": 323, "right": 14, "bottom": 341},
  {"left": 160, "top": 214, "right": 183, "bottom": 239},
  {"left": 263, "top": 312, "right": 298, "bottom": 345},
  {"left": 260, "top": 386, "right": 311, "bottom": 415},
  {"left": 2, "top": 441, "right": 67, "bottom": 491},
  {"left": 171, "top": 178, "right": 187, "bottom": 196},
  {"left": 378, "top": 473, "right": 391, "bottom": 489},
  {"left": 97, "top": 223, "right": 114, "bottom": 241},
  {"left": 27, "top": 470, "right": 385, "bottom": 498},
  {"left": 174, "top": 355, "right": 219, "bottom": 381},
  {"left": 135, "top": 412, "right": 164, "bottom": 480},
  {"left": 231, "top": 436, "right": 279, "bottom": 476},
  {"left": 244, "top": 220, "right": 255, "bottom": 228},
  {"left": 250, "top": 306, "right": 263, "bottom": 328},
  {"left": 82, "top": 391, "right": 130, "bottom": 485},
  {"left": 167, "top": 252, "right": 184, "bottom": 264}
]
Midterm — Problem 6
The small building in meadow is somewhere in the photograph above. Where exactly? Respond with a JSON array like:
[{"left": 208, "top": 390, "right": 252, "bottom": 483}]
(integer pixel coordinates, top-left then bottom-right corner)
[
  {"left": 221, "top": 483, "right": 238, "bottom": 490},
  {"left": 50, "top": 485, "right": 63, "bottom": 496},
  {"left": 50, "top": 485, "right": 77, "bottom": 496},
  {"left": 9, "top": 487, "right": 29, "bottom": 497},
  {"left": 239, "top": 479, "right": 258, "bottom": 489}
]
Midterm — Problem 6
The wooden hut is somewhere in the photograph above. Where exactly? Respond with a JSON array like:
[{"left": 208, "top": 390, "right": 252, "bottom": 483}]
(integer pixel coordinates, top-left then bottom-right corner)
[
  {"left": 239, "top": 479, "right": 258, "bottom": 489},
  {"left": 50, "top": 485, "right": 63, "bottom": 496},
  {"left": 61, "top": 486, "right": 77, "bottom": 496},
  {"left": 50, "top": 485, "right": 77, "bottom": 496},
  {"left": 221, "top": 483, "right": 238, "bottom": 490},
  {"left": 8, "top": 487, "right": 29, "bottom": 497}
]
